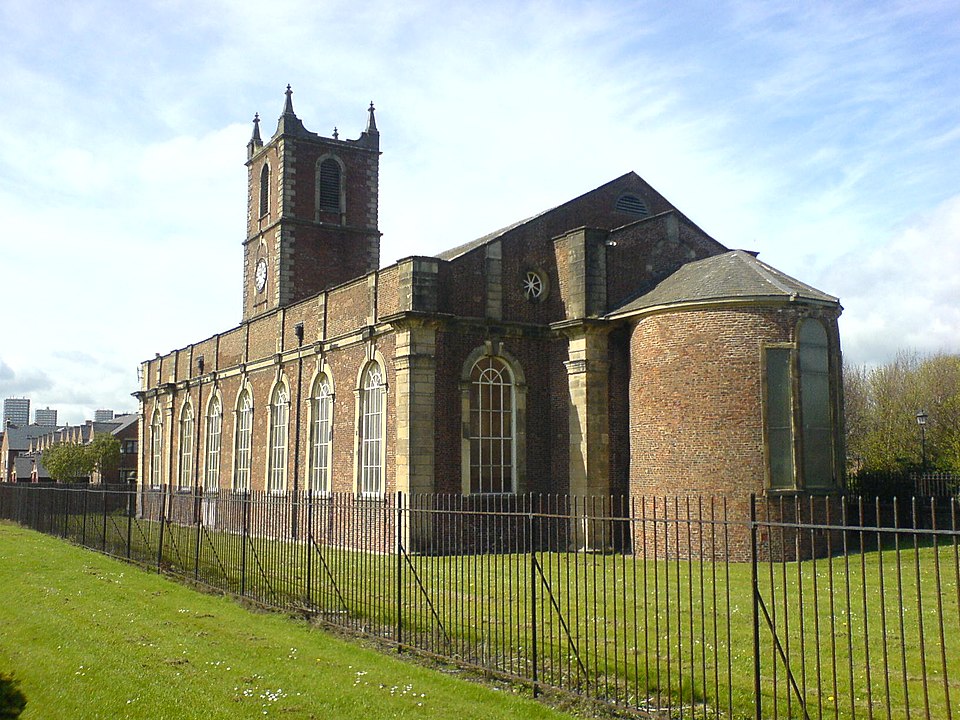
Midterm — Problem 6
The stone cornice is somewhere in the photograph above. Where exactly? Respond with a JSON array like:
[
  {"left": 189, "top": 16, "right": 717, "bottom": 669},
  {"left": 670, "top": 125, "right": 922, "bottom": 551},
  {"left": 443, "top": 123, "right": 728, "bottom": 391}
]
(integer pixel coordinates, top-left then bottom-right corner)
[{"left": 606, "top": 295, "right": 842, "bottom": 323}]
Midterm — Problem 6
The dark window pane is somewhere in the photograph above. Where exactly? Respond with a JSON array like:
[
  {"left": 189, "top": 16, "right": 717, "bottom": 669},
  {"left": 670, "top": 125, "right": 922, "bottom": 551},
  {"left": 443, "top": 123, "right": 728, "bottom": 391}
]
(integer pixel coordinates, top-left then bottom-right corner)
[{"left": 766, "top": 348, "right": 795, "bottom": 489}]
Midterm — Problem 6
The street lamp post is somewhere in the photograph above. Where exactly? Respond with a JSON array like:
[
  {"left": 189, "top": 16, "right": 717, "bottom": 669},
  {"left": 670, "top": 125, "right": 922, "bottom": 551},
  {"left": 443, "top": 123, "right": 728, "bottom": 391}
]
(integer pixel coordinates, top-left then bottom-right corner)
[{"left": 916, "top": 410, "right": 928, "bottom": 472}]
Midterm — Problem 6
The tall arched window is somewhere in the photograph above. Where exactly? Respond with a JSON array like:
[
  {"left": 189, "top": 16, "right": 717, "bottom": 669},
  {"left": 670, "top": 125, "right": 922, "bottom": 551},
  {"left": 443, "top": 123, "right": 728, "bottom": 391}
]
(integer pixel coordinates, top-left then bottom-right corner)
[
  {"left": 178, "top": 403, "right": 194, "bottom": 489},
  {"left": 233, "top": 390, "right": 252, "bottom": 493},
  {"left": 764, "top": 318, "right": 836, "bottom": 490},
  {"left": 318, "top": 158, "right": 342, "bottom": 214},
  {"left": 149, "top": 409, "right": 163, "bottom": 488},
  {"left": 310, "top": 373, "right": 333, "bottom": 493},
  {"left": 799, "top": 319, "right": 834, "bottom": 488},
  {"left": 259, "top": 164, "right": 270, "bottom": 217},
  {"left": 204, "top": 395, "right": 222, "bottom": 492},
  {"left": 468, "top": 356, "right": 515, "bottom": 494},
  {"left": 267, "top": 383, "right": 289, "bottom": 494},
  {"left": 358, "top": 361, "right": 385, "bottom": 495}
]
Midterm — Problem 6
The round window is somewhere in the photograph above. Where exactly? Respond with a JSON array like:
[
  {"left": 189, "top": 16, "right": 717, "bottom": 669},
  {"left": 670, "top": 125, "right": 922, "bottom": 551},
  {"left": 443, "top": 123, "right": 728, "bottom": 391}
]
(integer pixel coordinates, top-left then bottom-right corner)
[{"left": 523, "top": 270, "right": 546, "bottom": 301}]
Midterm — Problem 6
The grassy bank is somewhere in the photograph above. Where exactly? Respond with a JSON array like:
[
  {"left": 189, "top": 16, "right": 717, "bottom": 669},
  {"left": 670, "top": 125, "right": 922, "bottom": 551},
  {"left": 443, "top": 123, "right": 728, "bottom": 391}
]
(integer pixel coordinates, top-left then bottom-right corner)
[{"left": 0, "top": 522, "right": 578, "bottom": 720}]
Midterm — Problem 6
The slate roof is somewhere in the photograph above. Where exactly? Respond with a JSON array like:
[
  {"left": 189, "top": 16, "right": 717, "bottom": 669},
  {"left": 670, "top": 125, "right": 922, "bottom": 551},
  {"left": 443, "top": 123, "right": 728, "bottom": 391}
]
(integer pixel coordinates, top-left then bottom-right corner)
[
  {"left": 435, "top": 171, "right": 666, "bottom": 262},
  {"left": 106, "top": 414, "right": 138, "bottom": 434},
  {"left": 13, "top": 454, "right": 47, "bottom": 480},
  {"left": 436, "top": 210, "right": 552, "bottom": 261},
  {"left": 609, "top": 250, "right": 839, "bottom": 317},
  {"left": 3, "top": 423, "right": 51, "bottom": 451}
]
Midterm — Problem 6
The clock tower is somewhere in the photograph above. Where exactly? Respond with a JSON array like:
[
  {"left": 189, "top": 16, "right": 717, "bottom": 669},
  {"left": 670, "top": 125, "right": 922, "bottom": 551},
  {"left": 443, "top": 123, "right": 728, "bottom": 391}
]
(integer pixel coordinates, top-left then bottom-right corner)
[{"left": 242, "top": 86, "right": 381, "bottom": 321}]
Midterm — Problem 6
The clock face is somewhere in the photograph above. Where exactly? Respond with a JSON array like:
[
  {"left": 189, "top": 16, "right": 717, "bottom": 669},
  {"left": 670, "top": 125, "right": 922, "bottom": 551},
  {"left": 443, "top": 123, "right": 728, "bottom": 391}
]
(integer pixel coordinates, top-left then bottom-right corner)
[{"left": 255, "top": 258, "right": 267, "bottom": 293}]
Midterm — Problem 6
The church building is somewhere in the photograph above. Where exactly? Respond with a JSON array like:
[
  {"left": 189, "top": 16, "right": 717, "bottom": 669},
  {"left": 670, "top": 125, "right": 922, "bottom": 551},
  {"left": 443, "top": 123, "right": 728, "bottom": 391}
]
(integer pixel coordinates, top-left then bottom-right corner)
[{"left": 136, "top": 88, "right": 844, "bottom": 521}]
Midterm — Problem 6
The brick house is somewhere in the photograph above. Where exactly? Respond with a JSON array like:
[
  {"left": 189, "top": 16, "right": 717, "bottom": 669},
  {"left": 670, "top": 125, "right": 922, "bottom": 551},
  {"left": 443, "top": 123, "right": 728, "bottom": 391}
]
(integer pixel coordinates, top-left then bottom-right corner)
[
  {"left": 135, "top": 88, "right": 844, "bottom": 547},
  {"left": 20, "top": 414, "right": 139, "bottom": 483}
]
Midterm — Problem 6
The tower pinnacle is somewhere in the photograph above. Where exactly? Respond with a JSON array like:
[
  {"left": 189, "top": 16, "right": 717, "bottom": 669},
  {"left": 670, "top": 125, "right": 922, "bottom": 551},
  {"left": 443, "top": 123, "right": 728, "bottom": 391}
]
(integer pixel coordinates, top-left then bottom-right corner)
[
  {"left": 276, "top": 84, "right": 306, "bottom": 136},
  {"left": 247, "top": 113, "right": 263, "bottom": 159},
  {"left": 366, "top": 101, "right": 378, "bottom": 134}
]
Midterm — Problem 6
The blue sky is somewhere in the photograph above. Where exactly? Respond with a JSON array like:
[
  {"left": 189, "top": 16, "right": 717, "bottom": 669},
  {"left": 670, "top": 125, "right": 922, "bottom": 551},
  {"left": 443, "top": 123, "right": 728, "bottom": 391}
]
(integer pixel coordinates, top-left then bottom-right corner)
[{"left": 1, "top": 0, "right": 958, "bottom": 425}]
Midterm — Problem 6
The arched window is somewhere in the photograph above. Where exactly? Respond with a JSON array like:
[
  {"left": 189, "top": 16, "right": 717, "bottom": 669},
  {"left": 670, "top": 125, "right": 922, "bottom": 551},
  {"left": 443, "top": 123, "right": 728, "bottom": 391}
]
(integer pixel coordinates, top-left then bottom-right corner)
[
  {"left": 233, "top": 390, "right": 252, "bottom": 493},
  {"left": 310, "top": 373, "right": 333, "bottom": 493},
  {"left": 358, "top": 361, "right": 385, "bottom": 495},
  {"left": 267, "top": 382, "right": 289, "bottom": 494},
  {"left": 318, "top": 158, "right": 342, "bottom": 214},
  {"left": 178, "top": 403, "right": 194, "bottom": 489},
  {"left": 799, "top": 319, "right": 834, "bottom": 488},
  {"left": 468, "top": 356, "right": 515, "bottom": 494},
  {"left": 259, "top": 163, "right": 270, "bottom": 217},
  {"left": 204, "top": 395, "right": 222, "bottom": 492},
  {"left": 149, "top": 409, "right": 163, "bottom": 488}
]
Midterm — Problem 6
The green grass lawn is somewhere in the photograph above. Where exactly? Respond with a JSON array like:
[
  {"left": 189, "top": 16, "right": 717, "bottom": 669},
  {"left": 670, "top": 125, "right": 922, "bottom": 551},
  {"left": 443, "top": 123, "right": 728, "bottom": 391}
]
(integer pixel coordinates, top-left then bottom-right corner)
[{"left": 0, "top": 522, "right": 582, "bottom": 720}]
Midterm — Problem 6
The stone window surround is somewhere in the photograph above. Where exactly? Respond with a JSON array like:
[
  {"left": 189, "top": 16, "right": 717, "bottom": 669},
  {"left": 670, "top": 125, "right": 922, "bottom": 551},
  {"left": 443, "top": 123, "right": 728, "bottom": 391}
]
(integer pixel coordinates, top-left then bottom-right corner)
[
  {"left": 762, "top": 317, "right": 838, "bottom": 493},
  {"left": 266, "top": 376, "right": 290, "bottom": 495},
  {"left": 204, "top": 392, "right": 222, "bottom": 493},
  {"left": 355, "top": 351, "right": 388, "bottom": 497},
  {"left": 232, "top": 384, "right": 254, "bottom": 494},
  {"left": 177, "top": 399, "right": 194, "bottom": 491},
  {"left": 460, "top": 343, "right": 527, "bottom": 495},
  {"left": 307, "top": 363, "right": 334, "bottom": 495}
]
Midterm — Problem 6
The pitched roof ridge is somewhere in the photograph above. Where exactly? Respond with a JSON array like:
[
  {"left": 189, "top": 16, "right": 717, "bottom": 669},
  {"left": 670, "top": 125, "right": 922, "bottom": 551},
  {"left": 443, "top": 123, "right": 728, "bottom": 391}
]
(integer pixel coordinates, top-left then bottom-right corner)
[
  {"left": 728, "top": 250, "right": 798, "bottom": 296},
  {"left": 435, "top": 207, "right": 555, "bottom": 261},
  {"left": 743, "top": 251, "right": 836, "bottom": 299},
  {"left": 436, "top": 171, "right": 650, "bottom": 262}
]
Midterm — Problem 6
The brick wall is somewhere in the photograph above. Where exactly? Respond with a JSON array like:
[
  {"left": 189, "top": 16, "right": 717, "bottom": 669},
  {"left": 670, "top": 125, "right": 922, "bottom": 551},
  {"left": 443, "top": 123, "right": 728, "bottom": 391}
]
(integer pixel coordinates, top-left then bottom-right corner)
[{"left": 627, "top": 306, "right": 791, "bottom": 498}]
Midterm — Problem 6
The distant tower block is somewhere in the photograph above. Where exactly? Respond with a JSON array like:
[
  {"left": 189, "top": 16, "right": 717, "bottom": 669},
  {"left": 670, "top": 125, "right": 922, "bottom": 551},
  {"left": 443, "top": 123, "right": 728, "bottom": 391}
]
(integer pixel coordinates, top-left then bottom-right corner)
[
  {"left": 94, "top": 409, "right": 115, "bottom": 422},
  {"left": 3, "top": 397, "right": 30, "bottom": 426},
  {"left": 34, "top": 407, "right": 58, "bottom": 426}
]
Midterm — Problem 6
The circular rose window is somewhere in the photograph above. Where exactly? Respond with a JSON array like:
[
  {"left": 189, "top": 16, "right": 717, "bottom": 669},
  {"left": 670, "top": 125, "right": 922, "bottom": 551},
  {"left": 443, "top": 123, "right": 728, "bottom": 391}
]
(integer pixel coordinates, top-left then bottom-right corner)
[{"left": 523, "top": 270, "right": 546, "bottom": 301}]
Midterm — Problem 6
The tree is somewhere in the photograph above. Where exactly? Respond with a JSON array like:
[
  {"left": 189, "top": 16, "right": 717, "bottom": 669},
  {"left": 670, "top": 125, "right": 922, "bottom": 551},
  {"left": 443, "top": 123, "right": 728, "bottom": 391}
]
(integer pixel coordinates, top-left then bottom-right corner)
[
  {"left": 845, "top": 352, "right": 960, "bottom": 473},
  {"left": 87, "top": 433, "right": 121, "bottom": 480},
  {"left": 41, "top": 442, "right": 94, "bottom": 482}
]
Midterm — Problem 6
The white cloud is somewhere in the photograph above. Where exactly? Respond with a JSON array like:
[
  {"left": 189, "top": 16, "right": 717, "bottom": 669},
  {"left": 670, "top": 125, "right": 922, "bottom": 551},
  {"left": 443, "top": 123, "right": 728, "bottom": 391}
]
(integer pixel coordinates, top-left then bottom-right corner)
[{"left": 829, "top": 193, "right": 960, "bottom": 366}]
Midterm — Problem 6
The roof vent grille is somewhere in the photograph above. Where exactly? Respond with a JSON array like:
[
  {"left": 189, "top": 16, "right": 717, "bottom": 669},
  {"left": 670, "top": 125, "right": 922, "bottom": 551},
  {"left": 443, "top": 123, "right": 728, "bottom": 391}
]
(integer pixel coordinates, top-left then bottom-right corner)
[{"left": 616, "top": 194, "right": 649, "bottom": 217}]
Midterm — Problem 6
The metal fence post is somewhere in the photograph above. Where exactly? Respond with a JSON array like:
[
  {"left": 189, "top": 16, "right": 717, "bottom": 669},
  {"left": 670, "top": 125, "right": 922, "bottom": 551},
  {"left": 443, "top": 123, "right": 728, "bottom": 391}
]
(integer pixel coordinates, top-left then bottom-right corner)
[
  {"left": 241, "top": 493, "right": 250, "bottom": 597},
  {"left": 396, "top": 491, "right": 404, "bottom": 650},
  {"left": 529, "top": 502, "right": 539, "bottom": 698},
  {"left": 101, "top": 486, "right": 108, "bottom": 552},
  {"left": 305, "top": 489, "right": 313, "bottom": 608},
  {"left": 194, "top": 488, "right": 202, "bottom": 580},
  {"left": 81, "top": 487, "right": 88, "bottom": 547},
  {"left": 156, "top": 485, "right": 167, "bottom": 573},
  {"left": 750, "top": 493, "right": 761, "bottom": 720},
  {"left": 126, "top": 488, "right": 133, "bottom": 560}
]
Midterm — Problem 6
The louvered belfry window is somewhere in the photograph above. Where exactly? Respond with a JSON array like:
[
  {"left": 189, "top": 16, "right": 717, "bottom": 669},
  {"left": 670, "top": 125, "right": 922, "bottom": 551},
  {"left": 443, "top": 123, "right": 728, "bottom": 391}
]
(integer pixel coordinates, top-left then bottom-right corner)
[
  {"left": 318, "top": 159, "right": 342, "bottom": 213},
  {"left": 259, "top": 164, "right": 270, "bottom": 217}
]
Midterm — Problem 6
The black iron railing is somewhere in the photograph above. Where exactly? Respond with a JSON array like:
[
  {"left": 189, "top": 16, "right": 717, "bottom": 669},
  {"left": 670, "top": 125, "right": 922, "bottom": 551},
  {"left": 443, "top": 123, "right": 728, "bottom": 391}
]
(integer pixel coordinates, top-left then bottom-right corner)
[{"left": 0, "top": 483, "right": 957, "bottom": 720}]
